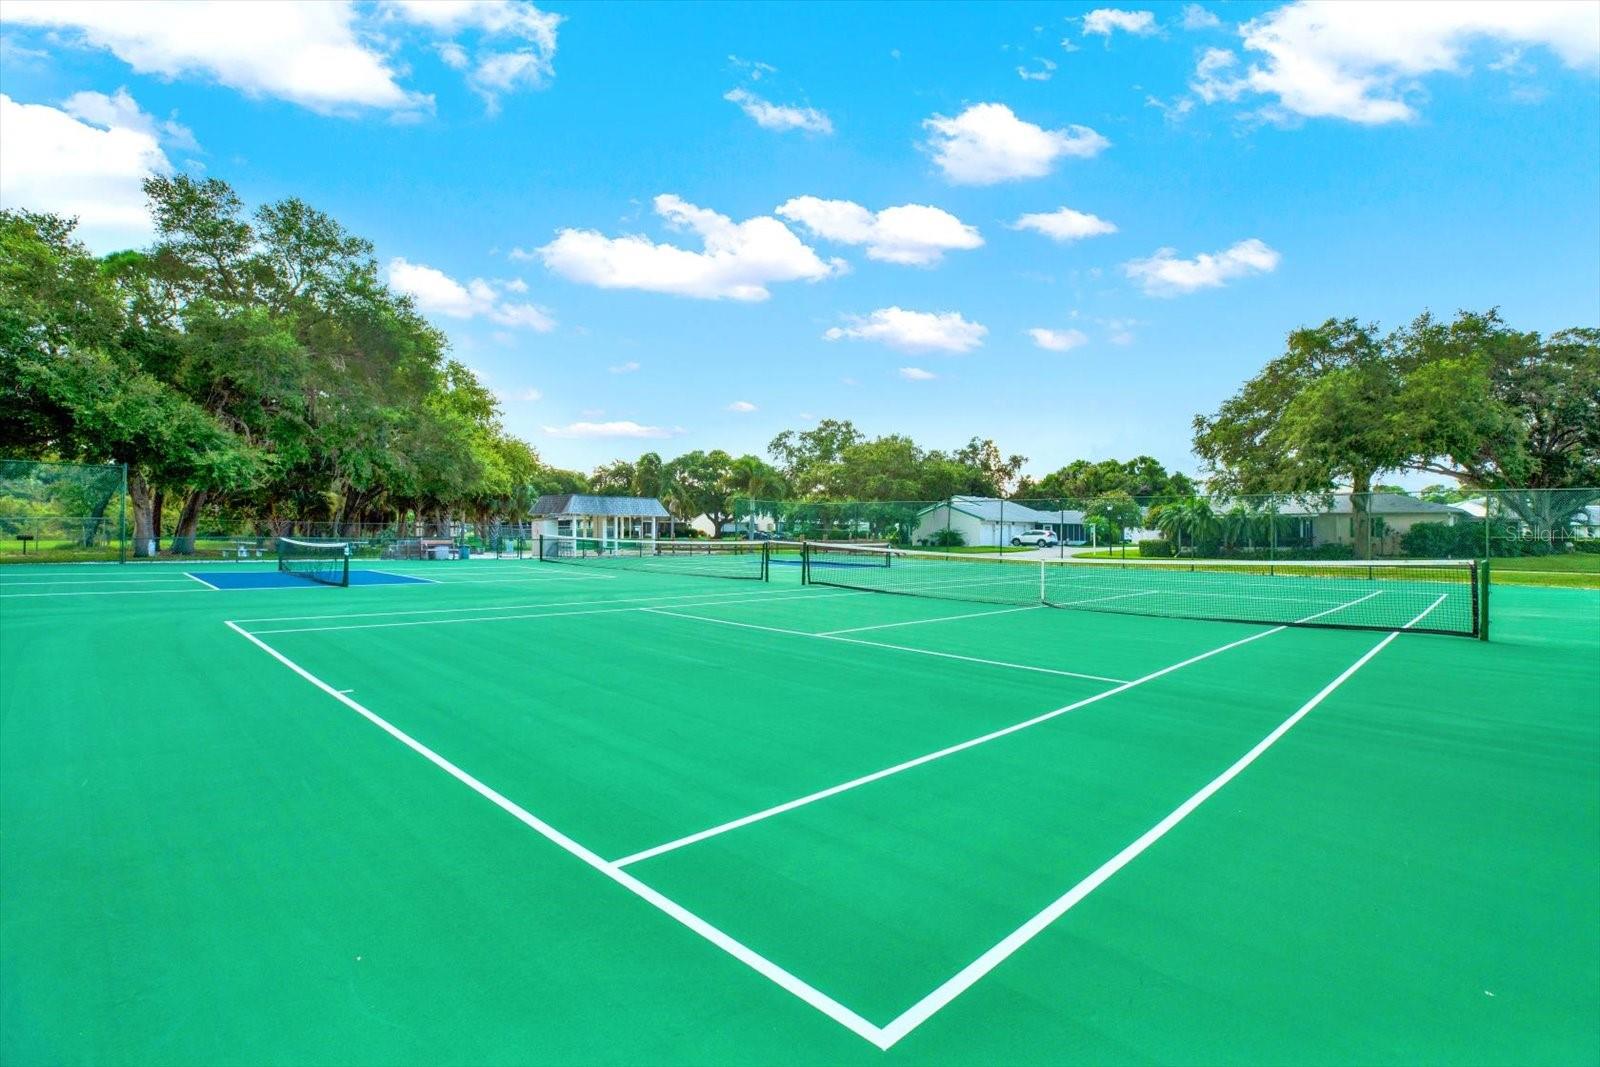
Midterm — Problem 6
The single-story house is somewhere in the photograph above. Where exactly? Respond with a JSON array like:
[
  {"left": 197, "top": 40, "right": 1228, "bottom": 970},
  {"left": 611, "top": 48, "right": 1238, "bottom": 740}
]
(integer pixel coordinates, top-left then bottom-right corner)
[
  {"left": 690, "top": 512, "right": 778, "bottom": 538},
  {"left": 532, "top": 494, "right": 673, "bottom": 540},
  {"left": 1576, "top": 505, "right": 1600, "bottom": 538},
  {"left": 1277, "top": 494, "right": 1465, "bottom": 551},
  {"left": 913, "top": 496, "right": 1088, "bottom": 547}
]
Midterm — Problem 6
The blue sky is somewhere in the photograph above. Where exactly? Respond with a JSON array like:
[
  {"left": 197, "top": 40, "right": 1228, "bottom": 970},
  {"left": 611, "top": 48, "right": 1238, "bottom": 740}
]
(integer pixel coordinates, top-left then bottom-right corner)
[{"left": 2, "top": 1, "right": 1597, "bottom": 481}]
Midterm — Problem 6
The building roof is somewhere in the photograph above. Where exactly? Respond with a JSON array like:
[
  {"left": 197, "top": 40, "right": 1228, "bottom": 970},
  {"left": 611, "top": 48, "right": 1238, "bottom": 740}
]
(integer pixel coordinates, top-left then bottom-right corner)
[
  {"left": 531, "top": 494, "right": 672, "bottom": 518},
  {"left": 920, "top": 496, "right": 1087, "bottom": 525},
  {"left": 1275, "top": 495, "right": 1465, "bottom": 517}
]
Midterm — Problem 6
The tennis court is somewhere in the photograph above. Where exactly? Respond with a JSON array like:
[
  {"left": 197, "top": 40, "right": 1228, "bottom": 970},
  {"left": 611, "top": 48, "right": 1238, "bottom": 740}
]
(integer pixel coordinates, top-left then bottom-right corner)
[{"left": 2, "top": 542, "right": 1597, "bottom": 1065}]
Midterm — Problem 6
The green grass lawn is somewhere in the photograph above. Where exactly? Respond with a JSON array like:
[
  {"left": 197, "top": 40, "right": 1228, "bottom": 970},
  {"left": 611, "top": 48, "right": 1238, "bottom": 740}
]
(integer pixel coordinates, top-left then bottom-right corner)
[
  {"left": 919, "top": 544, "right": 1038, "bottom": 554},
  {"left": 1067, "top": 549, "right": 1600, "bottom": 588}
]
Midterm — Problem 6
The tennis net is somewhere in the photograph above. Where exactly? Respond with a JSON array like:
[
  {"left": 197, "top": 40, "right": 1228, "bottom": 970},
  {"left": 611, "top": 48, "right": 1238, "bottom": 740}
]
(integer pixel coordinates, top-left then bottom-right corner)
[
  {"left": 277, "top": 537, "right": 351, "bottom": 587},
  {"left": 538, "top": 535, "right": 769, "bottom": 580},
  {"left": 802, "top": 543, "right": 1483, "bottom": 637}
]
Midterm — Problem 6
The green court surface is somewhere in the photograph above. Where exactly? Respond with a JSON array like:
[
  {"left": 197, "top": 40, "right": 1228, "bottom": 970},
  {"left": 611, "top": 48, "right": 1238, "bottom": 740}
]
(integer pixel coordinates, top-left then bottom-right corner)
[{"left": 2, "top": 556, "right": 1597, "bottom": 1065}]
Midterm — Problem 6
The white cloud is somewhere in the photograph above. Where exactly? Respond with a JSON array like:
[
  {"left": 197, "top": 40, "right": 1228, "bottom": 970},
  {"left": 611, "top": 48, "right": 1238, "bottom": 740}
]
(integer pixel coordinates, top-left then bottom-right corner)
[
  {"left": 1, "top": 1, "right": 431, "bottom": 116},
  {"left": 1082, "top": 9, "right": 1158, "bottom": 37},
  {"left": 1181, "top": 4, "right": 1223, "bottom": 31},
  {"left": 1017, "top": 57, "right": 1057, "bottom": 81},
  {"left": 1194, "top": 1, "right": 1600, "bottom": 125},
  {"left": 1123, "top": 238, "right": 1280, "bottom": 296},
  {"left": 1103, "top": 317, "right": 1140, "bottom": 345},
  {"left": 1011, "top": 207, "right": 1118, "bottom": 242},
  {"left": 388, "top": 0, "right": 562, "bottom": 112},
  {"left": 542, "top": 421, "right": 683, "bottom": 439},
  {"left": 775, "top": 197, "right": 982, "bottom": 267},
  {"left": 436, "top": 41, "right": 470, "bottom": 69},
  {"left": 1029, "top": 327, "right": 1090, "bottom": 351},
  {"left": 1146, "top": 93, "right": 1198, "bottom": 122},
  {"left": 538, "top": 194, "right": 844, "bottom": 301},
  {"left": 723, "top": 88, "right": 833, "bottom": 134},
  {"left": 61, "top": 87, "right": 200, "bottom": 151},
  {"left": 899, "top": 367, "right": 938, "bottom": 381},
  {"left": 726, "top": 400, "right": 758, "bottom": 412},
  {"left": 824, "top": 307, "right": 988, "bottom": 353},
  {"left": 387, "top": 257, "right": 555, "bottom": 330},
  {"left": 729, "top": 55, "right": 778, "bottom": 80},
  {"left": 0, "top": 92, "right": 174, "bottom": 252},
  {"left": 609, "top": 361, "right": 641, "bottom": 374},
  {"left": 518, "top": 387, "right": 543, "bottom": 401},
  {"left": 503, "top": 277, "right": 529, "bottom": 293},
  {"left": 922, "top": 103, "right": 1109, "bottom": 185}
]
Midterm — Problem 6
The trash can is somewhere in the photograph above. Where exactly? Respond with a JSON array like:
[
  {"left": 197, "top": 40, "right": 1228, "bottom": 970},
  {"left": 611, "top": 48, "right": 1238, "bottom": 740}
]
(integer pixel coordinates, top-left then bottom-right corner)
[{"left": 458, "top": 544, "right": 471, "bottom": 560}]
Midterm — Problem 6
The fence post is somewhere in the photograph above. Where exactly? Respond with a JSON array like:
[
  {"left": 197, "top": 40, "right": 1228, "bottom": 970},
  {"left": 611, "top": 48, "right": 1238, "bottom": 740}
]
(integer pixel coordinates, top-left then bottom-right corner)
[{"left": 117, "top": 463, "right": 128, "bottom": 563}]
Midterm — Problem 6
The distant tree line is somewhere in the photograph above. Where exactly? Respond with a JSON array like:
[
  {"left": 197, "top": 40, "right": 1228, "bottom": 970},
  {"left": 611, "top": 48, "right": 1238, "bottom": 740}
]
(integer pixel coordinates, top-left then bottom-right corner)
[
  {"left": 4, "top": 174, "right": 1593, "bottom": 552},
  {"left": 1, "top": 177, "right": 585, "bottom": 556}
]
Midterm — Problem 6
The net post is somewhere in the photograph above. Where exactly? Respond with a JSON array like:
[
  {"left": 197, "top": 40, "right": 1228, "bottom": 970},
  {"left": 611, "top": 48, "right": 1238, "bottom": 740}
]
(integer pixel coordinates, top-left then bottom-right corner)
[{"left": 1477, "top": 558, "right": 1490, "bottom": 640}]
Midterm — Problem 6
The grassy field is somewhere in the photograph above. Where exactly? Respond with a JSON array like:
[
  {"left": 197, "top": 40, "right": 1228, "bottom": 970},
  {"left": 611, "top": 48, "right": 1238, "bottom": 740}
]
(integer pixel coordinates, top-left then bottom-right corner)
[{"left": 1069, "top": 549, "right": 1600, "bottom": 588}]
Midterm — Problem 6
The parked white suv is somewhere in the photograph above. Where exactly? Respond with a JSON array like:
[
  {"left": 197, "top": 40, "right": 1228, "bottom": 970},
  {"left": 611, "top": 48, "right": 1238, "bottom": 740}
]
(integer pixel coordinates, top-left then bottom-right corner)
[{"left": 1010, "top": 529, "right": 1059, "bottom": 548}]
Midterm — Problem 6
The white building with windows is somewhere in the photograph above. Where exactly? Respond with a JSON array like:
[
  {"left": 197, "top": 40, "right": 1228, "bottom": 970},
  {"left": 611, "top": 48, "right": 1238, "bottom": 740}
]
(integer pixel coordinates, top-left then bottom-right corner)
[
  {"left": 912, "top": 497, "right": 1088, "bottom": 547},
  {"left": 532, "top": 494, "right": 674, "bottom": 540}
]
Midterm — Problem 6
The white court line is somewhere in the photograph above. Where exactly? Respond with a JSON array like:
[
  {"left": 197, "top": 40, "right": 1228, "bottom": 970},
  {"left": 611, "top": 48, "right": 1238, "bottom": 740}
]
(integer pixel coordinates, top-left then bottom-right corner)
[
  {"left": 408, "top": 573, "right": 615, "bottom": 585},
  {"left": 615, "top": 586, "right": 1386, "bottom": 869},
  {"left": 364, "top": 570, "right": 441, "bottom": 585},
  {"left": 1051, "top": 589, "right": 1161, "bottom": 608},
  {"left": 233, "top": 583, "right": 856, "bottom": 626},
  {"left": 0, "top": 587, "right": 214, "bottom": 599},
  {"left": 1294, "top": 589, "right": 1382, "bottom": 622},
  {"left": 184, "top": 572, "right": 222, "bottom": 591},
  {"left": 223, "top": 621, "right": 887, "bottom": 1047},
  {"left": 819, "top": 604, "right": 1044, "bottom": 636},
  {"left": 1404, "top": 593, "right": 1448, "bottom": 628},
  {"left": 243, "top": 587, "right": 870, "bottom": 635},
  {"left": 638, "top": 609, "right": 1131, "bottom": 685},
  {"left": 0, "top": 576, "right": 201, "bottom": 586},
  {"left": 874, "top": 624, "right": 1406, "bottom": 1048},
  {"left": 611, "top": 620, "right": 1288, "bottom": 869}
]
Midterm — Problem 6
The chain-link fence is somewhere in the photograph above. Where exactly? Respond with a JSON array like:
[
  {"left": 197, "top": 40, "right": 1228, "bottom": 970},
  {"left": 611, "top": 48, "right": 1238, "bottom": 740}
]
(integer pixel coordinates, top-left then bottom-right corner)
[
  {"left": 736, "top": 489, "right": 1600, "bottom": 562},
  {"left": 0, "top": 460, "right": 128, "bottom": 561},
  {"left": 0, "top": 458, "right": 543, "bottom": 562}
]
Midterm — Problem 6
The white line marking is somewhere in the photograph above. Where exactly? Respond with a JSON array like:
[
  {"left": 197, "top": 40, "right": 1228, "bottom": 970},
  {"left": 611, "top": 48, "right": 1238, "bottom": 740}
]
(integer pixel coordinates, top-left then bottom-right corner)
[
  {"left": 223, "top": 621, "right": 888, "bottom": 1048},
  {"left": 369, "top": 570, "right": 441, "bottom": 585},
  {"left": 233, "top": 583, "right": 853, "bottom": 626},
  {"left": 242, "top": 588, "right": 865, "bottom": 635},
  {"left": 184, "top": 572, "right": 222, "bottom": 591},
  {"left": 1050, "top": 589, "right": 1162, "bottom": 608},
  {"left": 641, "top": 609, "right": 1129, "bottom": 685},
  {"left": 611, "top": 622, "right": 1286, "bottom": 868},
  {"left": 1404, "top": 593, "right": 1449, "bottom": 629},
  {"left": 0, "top": 576, "right": 201, "bottom": 586},
  {"left": 1292, "top": 589, "right": 1383, "bottom": 623},
  {"left": 0, "top": 588, "right": 214, "bottom": 599},
  {"left": 818, "top": 604, "right": 1044, "bottom": 636},
  {"left": 873, "top": 627, "right": 1403, "bottom": 1048}
]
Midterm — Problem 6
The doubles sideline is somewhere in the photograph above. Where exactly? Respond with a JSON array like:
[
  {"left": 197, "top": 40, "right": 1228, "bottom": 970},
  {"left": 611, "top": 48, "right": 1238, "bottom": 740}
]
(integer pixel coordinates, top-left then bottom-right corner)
[
  {"left": 224, "top": 591, "right": 1432, "bottom": 1050},
  {"left": 611, "top": 586, "right": 1397, "bottom": 867}
]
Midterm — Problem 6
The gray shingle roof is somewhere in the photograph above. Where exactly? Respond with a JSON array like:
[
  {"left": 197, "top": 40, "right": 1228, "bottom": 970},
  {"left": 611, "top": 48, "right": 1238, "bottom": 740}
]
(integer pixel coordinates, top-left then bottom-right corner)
[
  {"left": 921, "top": 496, "right": 1087, "bottom": 525},
  {"left": 531, "top": 494, "right": 671, "bottom": 518},
  {"left": 1275, "top": 495, "right": 1465, "bottom": 517}
]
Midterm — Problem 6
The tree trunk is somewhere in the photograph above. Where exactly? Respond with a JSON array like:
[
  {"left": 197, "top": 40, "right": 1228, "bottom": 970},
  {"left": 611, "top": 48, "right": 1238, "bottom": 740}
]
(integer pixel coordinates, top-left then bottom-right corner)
[
  {"left": 1351, "top": 471, "right": 1373, "bottom": 560},
  {"left": 128, "top": 474, "right": 157, "bottom": 557},
  {"left": 171, "top": 490, "right": 209, "bottom": 554}
]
